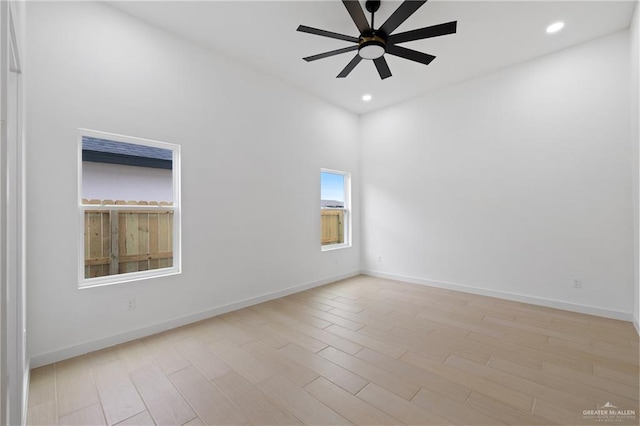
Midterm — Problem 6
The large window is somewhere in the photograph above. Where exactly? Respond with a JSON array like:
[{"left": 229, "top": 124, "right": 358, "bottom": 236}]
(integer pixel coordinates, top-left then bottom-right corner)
[
  {"left": 321, "top": 169, "right": 351, "bottom": 250},
  {"left": 78, "top": 129, "right": 181, "bottom": 287}
]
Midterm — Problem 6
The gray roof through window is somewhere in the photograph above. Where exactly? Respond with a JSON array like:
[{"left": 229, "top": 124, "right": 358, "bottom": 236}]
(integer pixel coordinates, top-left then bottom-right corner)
[{"left": 82, "top": 136, "right": 172, "bottom": 161}]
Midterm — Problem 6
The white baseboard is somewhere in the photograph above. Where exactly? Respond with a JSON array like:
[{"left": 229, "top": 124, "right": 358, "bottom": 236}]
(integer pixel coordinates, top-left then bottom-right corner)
[
  {"left": 30, "top": 270, "right": 360, "bottom": 368},
  {"left": 362, "top": 270, "right": 634, "bottom": 322},
  {"left": 634, "top": 317, "right": 640, "bottom": 336}
]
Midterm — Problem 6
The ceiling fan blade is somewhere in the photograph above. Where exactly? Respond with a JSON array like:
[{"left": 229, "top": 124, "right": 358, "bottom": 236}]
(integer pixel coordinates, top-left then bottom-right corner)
[
  {"left": 337, "top": 54, "right": 363, "bottom": 78},
  {"left": 342, "top": 0, "right": 370, "bottom": 33},
  {"left": 386, "top": 44, "right": 436, "bottom": 65},
  {"left": 297, "top": 25, "right": 359, "bottom": 43},
  {"left": 373, "top": 57, "right": 392, "bottom": 79},
  {"left": 379, "top": 0, "right": 427, "bottom": 35},
  {"left": 389, "top": 21, "right": 457, "bottom": 44},
  {"left": 304, "top": 45, "right": 359, "bottom": 62}
]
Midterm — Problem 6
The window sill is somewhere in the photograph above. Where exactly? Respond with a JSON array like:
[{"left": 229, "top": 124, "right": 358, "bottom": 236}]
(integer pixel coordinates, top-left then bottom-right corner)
[
  {"left": 79, "top": 268, "right": 180, "bottom": 289},
  {"left": 321, "top": 243, "right": 351, "bottom": 252}
]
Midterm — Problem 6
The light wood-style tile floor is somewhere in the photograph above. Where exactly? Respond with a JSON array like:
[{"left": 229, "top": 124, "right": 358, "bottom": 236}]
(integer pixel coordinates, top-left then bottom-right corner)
[{"left": 27, "top": 275, "right": 640, "bottom": 425}]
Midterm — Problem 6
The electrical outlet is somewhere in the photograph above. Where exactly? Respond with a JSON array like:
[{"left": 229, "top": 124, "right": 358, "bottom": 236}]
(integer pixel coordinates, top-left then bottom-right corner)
[
  {"left": 127, "top": 298, "right": 136, "bottom": 310},
  {"left": 377, "top": 255, "right": 382, "bottom": 263},
  {"left": 572, "top": 278, "right": 582, "bottom": 289}
]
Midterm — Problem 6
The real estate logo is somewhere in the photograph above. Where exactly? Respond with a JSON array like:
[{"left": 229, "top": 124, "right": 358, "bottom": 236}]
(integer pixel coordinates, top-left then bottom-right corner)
[{"left": 582, "top": 402, "right": 637, "bottom": 423}]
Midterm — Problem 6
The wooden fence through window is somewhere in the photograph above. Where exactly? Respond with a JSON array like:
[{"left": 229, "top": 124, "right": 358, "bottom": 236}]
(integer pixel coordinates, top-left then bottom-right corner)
[
  {"left": 84, "top": 200, "right": 173, "bottom": 278},
  {"left": 321, "top": 209, "right": 344, "bottom": 245}
]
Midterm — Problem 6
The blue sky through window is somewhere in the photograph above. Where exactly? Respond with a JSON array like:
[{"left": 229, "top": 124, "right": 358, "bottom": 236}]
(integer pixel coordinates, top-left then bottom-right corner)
[{"left": 321, "top": 172, "right": 344, "bottom": 202}]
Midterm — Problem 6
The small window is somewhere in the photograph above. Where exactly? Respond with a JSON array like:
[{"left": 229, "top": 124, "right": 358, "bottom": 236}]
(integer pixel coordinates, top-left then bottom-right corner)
[
  {"left": 321, "top": 169, "right": 351, "bottom": 250},
  {"left": 78, "top": 129, "right": 181, "bottom": 287}
]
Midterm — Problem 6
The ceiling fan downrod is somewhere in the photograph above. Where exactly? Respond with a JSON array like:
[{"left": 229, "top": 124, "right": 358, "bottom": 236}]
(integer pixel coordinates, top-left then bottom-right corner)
[{"left": 366, "top": 0, "right": 381, "bottom": 30}]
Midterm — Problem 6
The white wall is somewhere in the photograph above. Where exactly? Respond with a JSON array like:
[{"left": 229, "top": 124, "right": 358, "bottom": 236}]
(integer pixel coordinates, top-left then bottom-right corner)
[
  {"left": 361, "top": 31, "right": 634, "bottom": 319},
  {"left": 631, "top": 2, "right": 640, "bottom": 332},
  {"left": 26, "top": 1, "right": 360, "bottom": 365},
  {"left": 82, "top": 162, "right": 173, "bottom": 203}
]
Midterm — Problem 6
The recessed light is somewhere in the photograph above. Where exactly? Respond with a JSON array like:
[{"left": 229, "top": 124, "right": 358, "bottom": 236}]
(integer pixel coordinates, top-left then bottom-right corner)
[
  {"left": 546, "top": 22, "right": 564, "bottom": 34},
  {"left": 362, "top": 94, "right": 372, "bottom": 102}
]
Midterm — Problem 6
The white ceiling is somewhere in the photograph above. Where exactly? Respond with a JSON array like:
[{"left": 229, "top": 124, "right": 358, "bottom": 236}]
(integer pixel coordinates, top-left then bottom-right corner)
[{"left": 110, "top": 0, "right": 637, "bottom": 114}]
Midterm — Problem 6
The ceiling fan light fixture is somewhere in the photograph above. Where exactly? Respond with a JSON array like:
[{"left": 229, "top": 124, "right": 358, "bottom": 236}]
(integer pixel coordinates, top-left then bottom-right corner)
[{"left": 358, "top": 38, "right": 386, "bottom": 60}]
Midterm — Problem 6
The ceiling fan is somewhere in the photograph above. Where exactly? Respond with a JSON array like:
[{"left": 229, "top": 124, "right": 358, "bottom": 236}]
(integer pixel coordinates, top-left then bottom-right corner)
[{"left": 297, "top": 0, "right": 457, "bottom": 79}]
